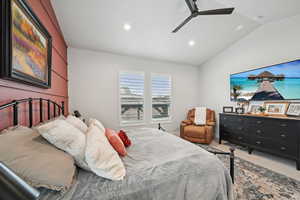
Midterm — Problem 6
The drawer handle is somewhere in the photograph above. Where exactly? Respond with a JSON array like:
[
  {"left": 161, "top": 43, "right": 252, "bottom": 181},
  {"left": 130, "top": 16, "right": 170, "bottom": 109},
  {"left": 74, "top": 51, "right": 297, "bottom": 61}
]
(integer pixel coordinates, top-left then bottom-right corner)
[
  {"left": 224, "top": 125, "right": 227, "bottom": 128},
  {"left": 280, "top": 147, "right": 286, "bottom": 151},
  {"left": 256, "top": 130, "right": 262, "bottom": 134},
  {"left": 280, "top": 124, "right": 287, "bottom": 127},
  {"left": 224, "top": 117, "right": 227, "bottom": 120},
  {"left": 257, "top": 121, "right": 262, "bottom": 124},
  {"left": 280, "top": 134, "right": 287, "bottom": 138},
  {"left": 256, "top": 141, "right": 261, "bottom": 145},
  {"left": 238, "top": 127, "right": 243, "bottom": 130},
  {"left": 238, "top": 136, "right": 243, "bottom": 140}
]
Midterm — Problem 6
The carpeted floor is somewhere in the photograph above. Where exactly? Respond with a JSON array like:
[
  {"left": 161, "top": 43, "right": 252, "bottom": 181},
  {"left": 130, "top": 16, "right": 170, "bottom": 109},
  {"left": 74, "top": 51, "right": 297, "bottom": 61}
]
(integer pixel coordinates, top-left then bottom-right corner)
[{"left": 197, "top": 144, "right": 300, "bottom": 200}]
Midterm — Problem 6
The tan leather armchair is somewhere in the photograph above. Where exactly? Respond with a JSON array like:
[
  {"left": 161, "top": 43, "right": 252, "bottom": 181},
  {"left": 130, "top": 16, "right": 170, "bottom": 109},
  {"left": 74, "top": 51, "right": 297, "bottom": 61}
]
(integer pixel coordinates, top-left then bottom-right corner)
[{"left": 180, "top": 108, "right": 216, "bottom": 144}]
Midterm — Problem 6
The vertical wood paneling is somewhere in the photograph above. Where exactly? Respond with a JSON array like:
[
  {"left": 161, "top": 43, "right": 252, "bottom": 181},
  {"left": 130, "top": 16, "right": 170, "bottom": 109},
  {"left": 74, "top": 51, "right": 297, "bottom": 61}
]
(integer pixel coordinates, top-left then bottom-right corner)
[{"left": 0, "top": 0, "right": 68, "bottom": 130}]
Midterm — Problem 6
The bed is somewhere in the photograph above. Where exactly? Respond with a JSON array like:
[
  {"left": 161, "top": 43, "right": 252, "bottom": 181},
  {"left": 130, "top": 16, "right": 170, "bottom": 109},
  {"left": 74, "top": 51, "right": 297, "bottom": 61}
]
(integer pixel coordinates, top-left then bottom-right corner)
[{"left": 0, "top": 98, "right": 233, "bottom": 200}]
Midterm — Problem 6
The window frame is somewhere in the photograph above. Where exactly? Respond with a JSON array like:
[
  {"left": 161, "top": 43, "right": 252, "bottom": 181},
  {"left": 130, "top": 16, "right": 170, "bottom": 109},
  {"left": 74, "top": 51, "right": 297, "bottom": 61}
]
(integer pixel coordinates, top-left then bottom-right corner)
[
  {"left": 150, "top": 73, "right": 173, "bottom": 123},
  {"left": 119, "top": 71, "right": 146, "bottom": 126}
]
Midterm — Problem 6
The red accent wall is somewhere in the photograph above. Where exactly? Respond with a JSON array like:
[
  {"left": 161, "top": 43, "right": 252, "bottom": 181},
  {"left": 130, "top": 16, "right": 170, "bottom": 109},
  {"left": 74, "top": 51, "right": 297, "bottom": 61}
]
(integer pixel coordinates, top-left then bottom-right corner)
[{"left": 0, "top": 0, "right": 68, "bottom": 130}]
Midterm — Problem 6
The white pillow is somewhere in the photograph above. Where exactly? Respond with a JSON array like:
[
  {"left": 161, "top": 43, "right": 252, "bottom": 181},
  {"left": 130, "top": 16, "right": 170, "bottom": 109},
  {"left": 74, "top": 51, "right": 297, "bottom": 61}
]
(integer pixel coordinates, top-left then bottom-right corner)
[
  {"left": 85, "top": 124, "right": 126, "bottom": 181},
  {"left": 86, "top": 118, "right": 105, "bottom": 132},
  {"left": 35, "top": 119, "right": 89, "bottom": 171},
  {"left": 65, "top": 115, "right": 88, "bottom": 133}
]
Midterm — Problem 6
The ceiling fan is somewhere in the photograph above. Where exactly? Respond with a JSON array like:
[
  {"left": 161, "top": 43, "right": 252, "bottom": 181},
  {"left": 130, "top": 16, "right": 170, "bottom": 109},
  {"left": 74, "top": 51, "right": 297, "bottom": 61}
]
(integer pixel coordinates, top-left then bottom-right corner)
[{"left": 172, "top": 0, "right": 235, "bottom": 33}]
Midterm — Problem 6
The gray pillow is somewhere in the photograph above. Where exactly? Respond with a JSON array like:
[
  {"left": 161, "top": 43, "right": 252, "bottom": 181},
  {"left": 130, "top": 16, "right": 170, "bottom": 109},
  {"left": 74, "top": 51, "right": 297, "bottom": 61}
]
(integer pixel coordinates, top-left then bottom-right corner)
[{"left": 0, "top": 126, "right": 76, "bottom": 191}]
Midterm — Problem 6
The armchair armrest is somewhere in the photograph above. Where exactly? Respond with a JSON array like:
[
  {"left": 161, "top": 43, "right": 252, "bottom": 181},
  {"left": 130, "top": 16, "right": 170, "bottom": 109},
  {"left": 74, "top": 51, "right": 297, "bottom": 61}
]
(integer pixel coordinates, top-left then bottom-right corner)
[
  {"left": 181, "top": 120, "right": 193, "bottom": 126},
  {"left": 180, "top": 120, "right": 193, "bottom": 138},
  {"left": 207, "top": 121, "right": 216, "bottom": 126}
]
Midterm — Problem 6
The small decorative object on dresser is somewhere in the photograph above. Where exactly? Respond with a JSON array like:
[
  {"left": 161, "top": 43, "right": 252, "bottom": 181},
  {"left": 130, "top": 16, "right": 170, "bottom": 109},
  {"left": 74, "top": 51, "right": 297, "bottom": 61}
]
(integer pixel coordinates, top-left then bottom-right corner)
[
  {"left": 235, "top": 107, "right": 244, "bottom": 114},
  {"left": 286, "top": 103, "right": 300, "bottom": 117},
  {"left": 264, "top": 102, "right": 289, "bottom": 116},
  {"left": 257, "top": 106, "right": 266, "bottom": 114},
  {"left": 223, "top": 106, "right": 234, "bottom": 113}
]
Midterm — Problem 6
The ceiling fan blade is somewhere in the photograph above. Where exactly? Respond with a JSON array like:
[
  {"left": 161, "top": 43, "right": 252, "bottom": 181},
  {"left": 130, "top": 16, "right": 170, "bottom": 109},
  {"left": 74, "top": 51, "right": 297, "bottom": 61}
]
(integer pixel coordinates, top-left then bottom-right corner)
[
  {"left": 185, "top": 0, "right": 198, "bottom": 13},
  {"left": 197, "top": 8, "right": 235, "bottom": 15},
  {"left": 172, "top": 15, "right": 194, "bottom": 33}
]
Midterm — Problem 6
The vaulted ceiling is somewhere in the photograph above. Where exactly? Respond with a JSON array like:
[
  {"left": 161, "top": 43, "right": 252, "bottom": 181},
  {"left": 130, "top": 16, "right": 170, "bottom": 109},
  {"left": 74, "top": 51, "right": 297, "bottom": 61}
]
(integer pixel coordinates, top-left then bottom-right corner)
[{"left": 52, "top": 0, "right": 300, "bottom": 65}]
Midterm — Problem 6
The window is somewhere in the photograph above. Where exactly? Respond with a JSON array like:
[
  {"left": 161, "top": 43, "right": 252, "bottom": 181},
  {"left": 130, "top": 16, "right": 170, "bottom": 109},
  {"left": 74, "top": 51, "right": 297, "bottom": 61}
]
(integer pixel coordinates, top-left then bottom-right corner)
[
  {"left": 151, "top": 74, "right": 172, "bottom": 121},
  {"left": 119, "top": 71, "right": 145, "bottom": 124}
]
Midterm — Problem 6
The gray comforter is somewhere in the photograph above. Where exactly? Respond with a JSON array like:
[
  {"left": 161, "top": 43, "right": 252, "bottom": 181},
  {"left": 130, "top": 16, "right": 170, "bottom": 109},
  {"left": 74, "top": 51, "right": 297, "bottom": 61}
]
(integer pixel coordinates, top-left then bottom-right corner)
[{"left": 40, "top": 128, "right": 233, "bottom": 200}]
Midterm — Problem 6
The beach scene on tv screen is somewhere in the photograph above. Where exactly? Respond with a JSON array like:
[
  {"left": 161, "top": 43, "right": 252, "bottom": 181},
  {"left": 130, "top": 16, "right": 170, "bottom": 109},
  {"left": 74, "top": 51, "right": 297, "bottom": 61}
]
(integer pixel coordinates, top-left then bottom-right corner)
[{"left": 230, "top": 60, "right": 300, "bottom": 101}]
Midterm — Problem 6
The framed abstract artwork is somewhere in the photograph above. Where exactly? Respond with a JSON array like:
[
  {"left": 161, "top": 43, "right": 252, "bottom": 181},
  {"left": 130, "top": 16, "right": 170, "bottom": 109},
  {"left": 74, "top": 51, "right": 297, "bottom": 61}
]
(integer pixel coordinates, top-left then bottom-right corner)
[{"left": 0, "top": 0, "right": 52, "bottom": 88}]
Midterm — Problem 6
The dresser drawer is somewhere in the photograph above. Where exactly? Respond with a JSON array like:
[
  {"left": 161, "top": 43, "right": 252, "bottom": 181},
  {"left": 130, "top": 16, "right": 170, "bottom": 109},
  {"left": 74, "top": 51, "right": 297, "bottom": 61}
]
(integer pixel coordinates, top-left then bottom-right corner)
[
  {"left": 275, "top": 120, "right": 299, "bottom": 134},
  {"left": 231, "top": 133, "right": 248, "bottom": 143},
  {"left": 272, "top": 143, "right": 298, "bottom": 158},
  {"left": 247, "top": 118, "right": 268, "bottom": 126},
  {"left": 252, "top": 138, "right": 298, "bottom": 157},
  {"left": 221, "top": 123, "right": 246, "bottom": 136},
  {"left": 249, "top": 118, "right": 297, "bottom": 128},
  {"left": 251, "top": 128, "right": 295, "bottom": 141},
  {"left": 220, "top": 115, "right": 246, "bottom": 134},
  {"left": 231, "top": 125, "right": 246, "bottom": 135},
  {"left": 249, "top": 120, "right": 298, "bottom": 142},
  {"left": 220, "top": 115, "right": 244, "bottom": 123}
]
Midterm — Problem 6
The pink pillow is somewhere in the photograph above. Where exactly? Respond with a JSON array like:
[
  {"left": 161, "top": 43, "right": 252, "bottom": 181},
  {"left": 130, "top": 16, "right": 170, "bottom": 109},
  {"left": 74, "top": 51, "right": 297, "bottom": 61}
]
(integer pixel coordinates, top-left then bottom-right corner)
[{"left": 105, "top": 128, "right": 127, "bottom": 157}]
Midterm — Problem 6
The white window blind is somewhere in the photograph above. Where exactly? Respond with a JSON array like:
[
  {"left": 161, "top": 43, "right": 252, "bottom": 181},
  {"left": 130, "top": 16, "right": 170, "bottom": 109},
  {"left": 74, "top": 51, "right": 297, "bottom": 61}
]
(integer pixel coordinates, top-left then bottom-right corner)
[
  {"left": 119, "top": 71, "right": 145, "bottom": 124},
  {"left": 151, "top": 74, "right": 172, "bottom": 121}
]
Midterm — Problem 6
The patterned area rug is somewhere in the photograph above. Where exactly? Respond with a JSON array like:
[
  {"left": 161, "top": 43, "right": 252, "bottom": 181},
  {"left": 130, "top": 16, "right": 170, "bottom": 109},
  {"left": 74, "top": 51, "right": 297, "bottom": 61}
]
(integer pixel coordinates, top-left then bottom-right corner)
[{"left": 197, "top": 144, "right": 300, "bottom": 200}]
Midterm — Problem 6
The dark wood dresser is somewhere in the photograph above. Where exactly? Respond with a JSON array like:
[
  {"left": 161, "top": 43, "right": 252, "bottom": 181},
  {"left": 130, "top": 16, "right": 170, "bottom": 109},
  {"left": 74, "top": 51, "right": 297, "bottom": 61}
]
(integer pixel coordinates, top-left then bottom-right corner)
[{"left": 219, "top": 113, "right": 300, "bottom": 170}]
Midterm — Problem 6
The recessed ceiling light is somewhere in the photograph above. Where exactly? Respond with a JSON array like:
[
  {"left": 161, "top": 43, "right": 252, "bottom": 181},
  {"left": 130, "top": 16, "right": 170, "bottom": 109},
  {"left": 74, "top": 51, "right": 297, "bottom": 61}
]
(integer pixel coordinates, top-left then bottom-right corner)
[
  {"left": 188, "top": 40, "right": 195, "bottom": 47},
  {"left": 236, "top": 25, "right": 244, "bottom": 31},
  {"left": 123, "top": 23, "right": 131, "bottom": 31}
]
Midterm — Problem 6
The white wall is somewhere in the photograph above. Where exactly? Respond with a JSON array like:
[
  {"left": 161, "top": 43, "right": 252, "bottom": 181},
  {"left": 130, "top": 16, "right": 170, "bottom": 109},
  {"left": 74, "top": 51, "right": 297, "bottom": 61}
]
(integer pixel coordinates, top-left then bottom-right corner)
[
  {"left": 68, "top": 48, "right": 199, "bottom": 132},
  {"left": 198, "top": 14, "right": 300, "bottom": 138}
]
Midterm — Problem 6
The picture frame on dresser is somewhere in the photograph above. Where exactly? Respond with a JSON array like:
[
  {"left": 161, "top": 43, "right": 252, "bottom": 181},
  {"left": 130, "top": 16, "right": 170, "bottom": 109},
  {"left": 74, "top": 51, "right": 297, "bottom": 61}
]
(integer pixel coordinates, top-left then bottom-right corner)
[
  {"left": 286, "top": 103, "right": 300, "bottom": 117},
  {"left": 247, "top": 101, "right": 264, "bottom": 114},
  {"left": 264, "top": 102, "right": 289, "bottom": 116},
  {"left": 0, "top": 0, "right": 52, "bottom": 88},
  {"left": 223, "top": 106, "right": 234, "bottom": 113}
]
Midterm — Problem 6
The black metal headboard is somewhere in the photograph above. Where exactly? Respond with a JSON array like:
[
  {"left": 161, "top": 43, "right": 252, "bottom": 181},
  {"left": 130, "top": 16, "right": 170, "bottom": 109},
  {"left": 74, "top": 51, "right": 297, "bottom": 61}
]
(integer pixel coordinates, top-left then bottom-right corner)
[{"left": 0, "top": 98, "right": 64, "bottom": 128}]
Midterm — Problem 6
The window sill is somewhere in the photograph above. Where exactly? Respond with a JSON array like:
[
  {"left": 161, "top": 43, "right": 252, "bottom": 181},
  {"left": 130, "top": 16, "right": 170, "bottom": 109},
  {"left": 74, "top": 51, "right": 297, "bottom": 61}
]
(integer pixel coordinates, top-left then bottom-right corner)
[
  {"left": 151, "top": 120, "right": 172, "bottom": 124},
  {"left": 120, "top": 122, "right": 146, "bottom": 127}
]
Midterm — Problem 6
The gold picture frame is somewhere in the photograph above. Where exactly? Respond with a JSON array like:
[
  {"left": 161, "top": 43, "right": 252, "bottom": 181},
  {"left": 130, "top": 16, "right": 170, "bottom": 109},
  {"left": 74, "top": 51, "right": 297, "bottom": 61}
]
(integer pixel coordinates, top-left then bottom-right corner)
[{"left": 264, "top": 102, "right": 289, "bottom": 116}]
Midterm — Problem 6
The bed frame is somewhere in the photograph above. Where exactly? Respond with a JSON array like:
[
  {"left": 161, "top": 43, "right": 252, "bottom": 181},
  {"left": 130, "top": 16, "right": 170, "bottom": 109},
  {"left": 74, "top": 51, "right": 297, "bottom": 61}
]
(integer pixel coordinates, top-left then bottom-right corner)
[
  {"left": 158, "top": 123, "right": 235, "bottom": 184},
  {"left": 0, "top": 98, "right": 65, "bottom": 199},
  {"left": 0, "top": 99, "right": 235, "bottom": 184},
  {"left": 0, "top": 98, "right": 65, "bottom": 128}
]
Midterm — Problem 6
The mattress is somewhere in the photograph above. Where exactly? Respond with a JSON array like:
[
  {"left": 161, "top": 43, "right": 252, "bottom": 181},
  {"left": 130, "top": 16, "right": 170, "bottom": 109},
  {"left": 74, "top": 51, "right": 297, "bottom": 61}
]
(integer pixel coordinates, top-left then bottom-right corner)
[{"left": 39, "top": 128, "right": 233, "bottom": 200}]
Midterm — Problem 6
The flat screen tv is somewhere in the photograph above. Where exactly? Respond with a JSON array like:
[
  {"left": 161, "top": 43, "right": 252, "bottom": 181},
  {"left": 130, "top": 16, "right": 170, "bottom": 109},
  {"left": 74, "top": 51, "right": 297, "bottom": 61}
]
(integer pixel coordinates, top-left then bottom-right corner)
[{"left": 230, "top": 59, "right": 300, "bottom": 101}]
